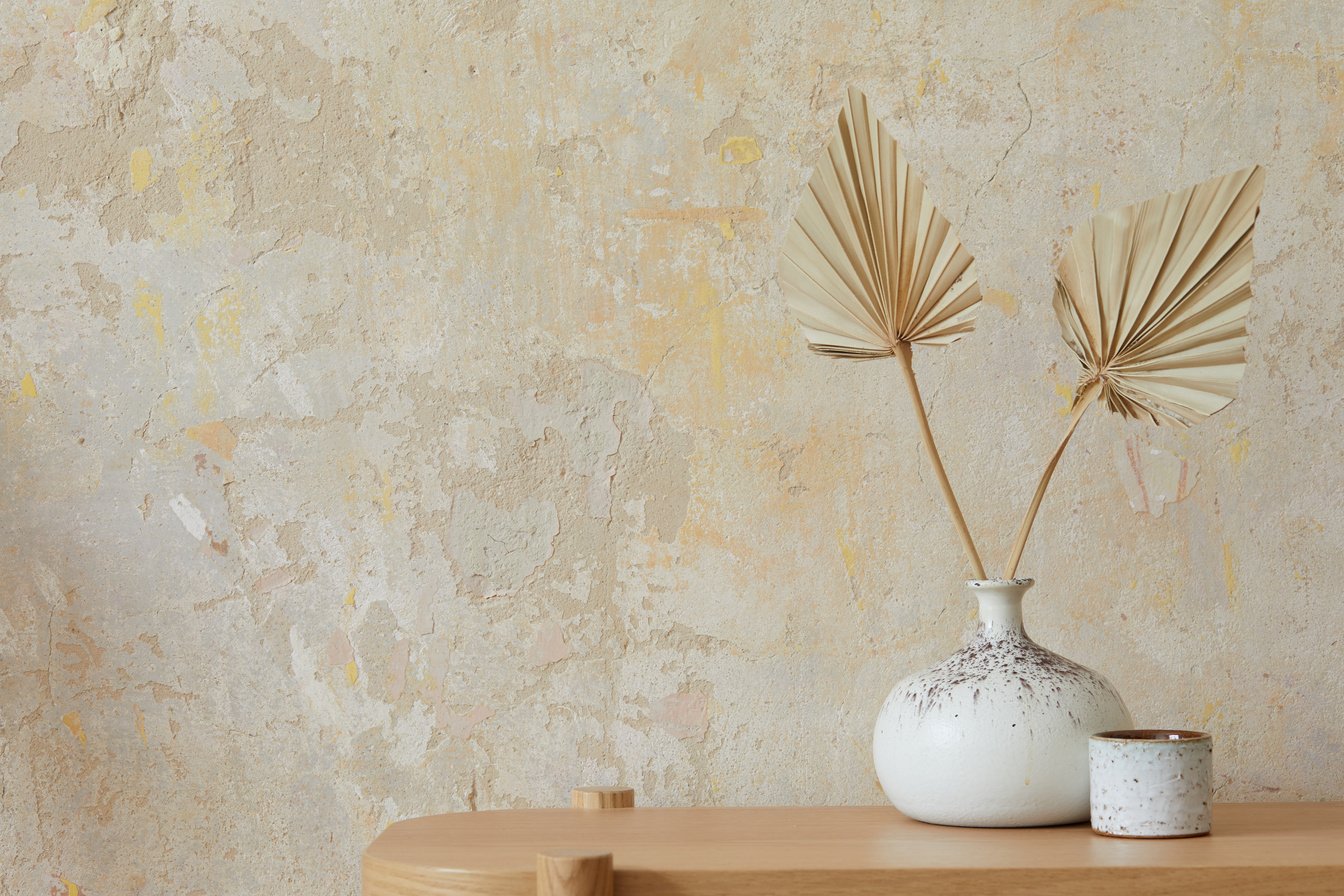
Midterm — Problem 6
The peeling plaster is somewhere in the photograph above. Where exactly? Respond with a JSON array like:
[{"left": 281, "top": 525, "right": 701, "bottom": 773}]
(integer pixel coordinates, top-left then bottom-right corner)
[{"left": 1113, "top": 436, "right": 1197, "bottom": 517}]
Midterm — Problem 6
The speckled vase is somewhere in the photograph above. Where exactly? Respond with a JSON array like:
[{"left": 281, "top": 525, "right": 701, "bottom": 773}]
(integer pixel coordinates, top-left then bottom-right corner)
[{"left": 873, "top": 578, "right": 1133, "bottom": 827}]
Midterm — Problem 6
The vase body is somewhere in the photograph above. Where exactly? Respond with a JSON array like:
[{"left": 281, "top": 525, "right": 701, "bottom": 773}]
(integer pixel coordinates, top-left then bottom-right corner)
[{"left": 873, "top": 579, "right": 1132, "bottom": 827}]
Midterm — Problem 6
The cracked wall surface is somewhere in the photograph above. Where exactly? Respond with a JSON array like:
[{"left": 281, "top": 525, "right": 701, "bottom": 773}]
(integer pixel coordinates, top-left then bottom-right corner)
[{"left": 2, "top": 1, "right": 1343, "bottom": 893}]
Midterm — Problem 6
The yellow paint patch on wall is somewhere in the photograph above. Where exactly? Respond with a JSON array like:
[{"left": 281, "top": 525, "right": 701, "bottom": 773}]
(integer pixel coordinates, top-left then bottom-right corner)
[
  {"left": 133, "top": 280, "right": 165, "bottom": 347},
  {"left": 1200, "top": 699, "right": 1224, "bottom": 727},
  {"left": 193, "top": 287, "right": 246, "bottom": 360},
  {"left": 913, "top": 60, "right": 948, "bottom": 105},
  {"left": 718, "top": 218, "right": 735, "bottom": 240},
  {"left": 344, "top": 586, "right": 356, "bottom": 607},
  {"left": 76, "top": 0, "right": 116, "bottom": 29},
  {"left": 1091, "top": 182, "right": 1102, "bottom": 207},
  {"left": 982, "top": 288, "right": 1018, "bottom": 317},
  {"left": 185, "top": 420, "right": 238, "bottom": 460},
  {"left": 164, "top": 158, "right": 227, "bottom": 245},
  {"left": 1230, "top": 436, "right": 1250, "bottom": 466},
  {"left": 1054, "top": 381, "right": 1074, "bottom": 415},
  {"left": 157, "top": 390, "right": 180, "bottom": 428},
  {"left": 134, "top": 705, "right": 148, "bottom": 746},
  {"left": 130, "top": 148, "right": 156, "bottom": 192},
  {"left": 7, "top": 372, "right": 36, "bottom": 403},
  {"left": 693, "top": 71, "right": 704, "bottom": 99},
  {"left": 62, "top": 711, "right": 87, "bottom": 745},
  {"left": 1149, "top": 582, "right": 1176, "bottom": 616},
  {"left": 1223, "top": 542, "right": 1238, "bottom": 605},
  {"left": 837, "top": 529, "right": 859, "bottom": 577},
  {"left": 629, "top": 269, "right": 751, "bottom": 411},
  {"left": 59, "top": 877, "right": 81, "bottom": 896},
  {"left": 154, "top": 99, "right": 233, "bottom": 247},
  {"left": 719, "top": 136, "right": 762, "bottom": 165},
  {"left": 344, "top": 660, "right": 359, "bottom": 685}
]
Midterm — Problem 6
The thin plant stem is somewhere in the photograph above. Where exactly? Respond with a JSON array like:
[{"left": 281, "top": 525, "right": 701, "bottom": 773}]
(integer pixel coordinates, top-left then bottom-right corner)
[
  {"left": 893, "top": 341, "right": 987, "bottom": 580},
  {"left": 1003, "top": 380, "right": 1103, "bottom": 578}
]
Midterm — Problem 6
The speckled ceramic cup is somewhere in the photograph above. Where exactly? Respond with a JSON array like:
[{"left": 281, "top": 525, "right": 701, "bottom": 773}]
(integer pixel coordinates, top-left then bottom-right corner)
[{"left": 1089, "top": 729, "right": 1212, "bottom": 838}]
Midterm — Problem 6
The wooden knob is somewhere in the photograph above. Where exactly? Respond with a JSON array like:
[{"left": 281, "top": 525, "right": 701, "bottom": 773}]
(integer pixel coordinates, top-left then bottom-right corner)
[
  {"left": 536, "top": 850, "right": 613, "bottom": 896},
  {"left": 571, "top": 786, "right": 635, "bottom": 810}
]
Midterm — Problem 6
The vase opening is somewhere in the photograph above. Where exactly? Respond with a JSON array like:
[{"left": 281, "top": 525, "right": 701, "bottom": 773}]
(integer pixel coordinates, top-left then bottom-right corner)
[{"left": 967, "top": 578, "right": 1033, "bottom": 639}]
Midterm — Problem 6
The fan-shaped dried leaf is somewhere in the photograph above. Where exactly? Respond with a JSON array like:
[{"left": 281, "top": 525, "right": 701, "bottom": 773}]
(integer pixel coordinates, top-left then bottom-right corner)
[
  {"left": 1054, "top": 166, "right": 1266, "bottom": 427},
  {"left": 780, "top": 87, "right": 981, "bottom": 359}
]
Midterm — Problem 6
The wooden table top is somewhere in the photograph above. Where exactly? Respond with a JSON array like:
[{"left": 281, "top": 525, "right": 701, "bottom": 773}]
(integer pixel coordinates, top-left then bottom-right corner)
[{"left": 363, "top": 802, "right": 1344, "bottom": 895}]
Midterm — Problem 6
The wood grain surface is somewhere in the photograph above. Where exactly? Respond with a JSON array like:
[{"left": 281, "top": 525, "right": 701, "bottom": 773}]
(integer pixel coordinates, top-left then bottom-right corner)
[
  {"left": 536, "top": 850, "right": 613, "bottom": 896},
  {"left": 571, "top": 787, "right": 635, "bottom": 810},
  {"left": 362, "top": 802, "right": 1344, "bottom": 896}
]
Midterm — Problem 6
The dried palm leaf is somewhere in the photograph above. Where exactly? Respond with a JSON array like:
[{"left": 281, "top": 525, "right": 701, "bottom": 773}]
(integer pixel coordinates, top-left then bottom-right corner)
[
  {"left": 1054, "top": 165, "right": 1265, "bottom": 428},
  {"left": 780, "top": 87, "right": 982, "bottom": 357},
  {"left": 780, "top": 86, "right": 986, "bottom": 578},
  {"left": 1005, "top": 166, "right": 1266, "bottom": 576}
]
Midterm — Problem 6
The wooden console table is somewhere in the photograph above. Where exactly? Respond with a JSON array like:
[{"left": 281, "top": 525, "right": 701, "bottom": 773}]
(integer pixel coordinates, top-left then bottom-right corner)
[{"left": 363, "top": 789, "right": 1344, "bottom": 895}]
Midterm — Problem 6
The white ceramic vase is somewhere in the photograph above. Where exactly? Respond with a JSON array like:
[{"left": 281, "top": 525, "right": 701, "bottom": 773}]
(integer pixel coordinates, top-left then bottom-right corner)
[{"left": 873, "top": 578, "right": 1133, "bottom": 827}]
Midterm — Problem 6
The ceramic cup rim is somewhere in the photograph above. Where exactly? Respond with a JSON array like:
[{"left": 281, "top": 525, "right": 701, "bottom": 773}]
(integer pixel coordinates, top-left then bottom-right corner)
[{"left": 1091, "top": 728, "right": 1211, "bottom": 743}]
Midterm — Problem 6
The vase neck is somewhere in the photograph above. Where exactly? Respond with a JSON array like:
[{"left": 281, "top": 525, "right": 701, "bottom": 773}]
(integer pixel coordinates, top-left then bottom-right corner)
[{"left": 967, "top": 579, "right": 1033, "bottom": 639}]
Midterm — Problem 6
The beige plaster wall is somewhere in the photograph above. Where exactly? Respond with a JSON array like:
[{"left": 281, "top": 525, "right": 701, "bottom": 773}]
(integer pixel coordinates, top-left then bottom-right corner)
[{"left": 2, "top": 0, "right": 1342, "bottom": 892}]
